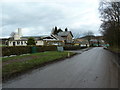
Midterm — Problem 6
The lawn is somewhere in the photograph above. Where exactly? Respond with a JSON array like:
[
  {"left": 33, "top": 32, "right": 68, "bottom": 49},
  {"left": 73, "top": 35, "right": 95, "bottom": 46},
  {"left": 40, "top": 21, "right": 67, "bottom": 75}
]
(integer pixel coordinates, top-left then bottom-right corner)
[{"left": 2, "top": 51, "right": 75, "bottom": 81}]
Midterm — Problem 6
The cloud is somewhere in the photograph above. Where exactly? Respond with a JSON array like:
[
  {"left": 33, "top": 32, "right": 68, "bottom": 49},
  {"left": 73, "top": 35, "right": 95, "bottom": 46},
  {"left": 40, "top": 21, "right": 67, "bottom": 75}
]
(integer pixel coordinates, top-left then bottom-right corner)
[{"left": 1, "top": 0, "right": 102, "bottom": 38}]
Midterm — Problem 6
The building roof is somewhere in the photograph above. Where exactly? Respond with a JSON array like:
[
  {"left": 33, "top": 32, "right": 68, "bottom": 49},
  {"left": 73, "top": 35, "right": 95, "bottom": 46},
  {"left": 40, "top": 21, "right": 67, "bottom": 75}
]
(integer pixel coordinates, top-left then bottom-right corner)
[
  {"left": 58, "top": 31, "right": 73, "bottom": 37},
  {"left": 22, "top": 35, "right": 49, "bottom": 38},
  {"left": 21, "top": 35, "right": 50, "bottom": 40},
  {"left": 79, "top": 35, "right": 104, "bottom": 40},
  {"left": 51, "top": 34, "right": 65, "bottom": 41}
]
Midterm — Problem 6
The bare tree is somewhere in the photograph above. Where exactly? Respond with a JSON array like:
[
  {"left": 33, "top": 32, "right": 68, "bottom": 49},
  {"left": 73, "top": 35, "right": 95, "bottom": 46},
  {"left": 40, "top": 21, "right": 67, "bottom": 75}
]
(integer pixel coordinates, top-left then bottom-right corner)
[
  {"left": 10, "top": 32, "right": 16, "bottom": 37},
  {"left": 83, "top": 31, "right": 94, "bottom": 46},
  {"left": 99, "top": 1, "right": 120, "bottom": 48},
  {"left": 72, "top": 32, "right": 83, "bottom": 39}
]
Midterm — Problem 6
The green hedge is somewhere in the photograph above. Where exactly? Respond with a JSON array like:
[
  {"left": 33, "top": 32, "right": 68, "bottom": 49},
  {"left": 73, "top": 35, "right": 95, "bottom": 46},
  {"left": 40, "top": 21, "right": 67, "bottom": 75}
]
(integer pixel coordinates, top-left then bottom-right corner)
[
  {"left": 36, "top": 46, "right": 57, "bottom": 52},
  {"left": 64, "top": 46, "right": 87, "bottom": 50},
  {"left": 2, "top": 46, "right": 57, "bottom": 56}
]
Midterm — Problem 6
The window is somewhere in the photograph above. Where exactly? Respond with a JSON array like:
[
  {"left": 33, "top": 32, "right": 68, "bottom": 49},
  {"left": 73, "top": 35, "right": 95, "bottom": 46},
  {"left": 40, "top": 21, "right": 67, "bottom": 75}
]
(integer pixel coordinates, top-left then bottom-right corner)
[
  {"left": 17, "top": 41, "right": 20, "bottom": 45},
  {"left": 21, "top": 41, "right": 23, "bottom": 45},
  {"left": 13, "top": 42, "right": 15, "bottom": 46}
]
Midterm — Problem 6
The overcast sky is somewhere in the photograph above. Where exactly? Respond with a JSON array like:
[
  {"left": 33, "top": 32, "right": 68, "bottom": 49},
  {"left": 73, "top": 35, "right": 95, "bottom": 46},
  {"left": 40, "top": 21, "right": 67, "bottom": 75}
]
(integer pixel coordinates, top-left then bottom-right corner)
[{"left": 1, "top": 0, "right": 102, "bottom": 38}]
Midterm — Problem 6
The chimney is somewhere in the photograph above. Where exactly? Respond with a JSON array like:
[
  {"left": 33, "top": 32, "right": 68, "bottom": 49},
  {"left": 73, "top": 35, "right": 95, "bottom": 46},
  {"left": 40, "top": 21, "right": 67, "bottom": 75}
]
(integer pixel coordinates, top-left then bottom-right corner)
[{"left": 18, "top": 28, "right": 22, "bottom": 37}]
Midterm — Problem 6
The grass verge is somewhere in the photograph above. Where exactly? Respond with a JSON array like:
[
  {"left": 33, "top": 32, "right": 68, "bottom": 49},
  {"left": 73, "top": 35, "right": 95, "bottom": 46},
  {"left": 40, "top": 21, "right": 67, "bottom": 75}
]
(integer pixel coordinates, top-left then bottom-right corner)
[
  {"left": 104, "top": 47, "right": 120, "bottom": 66},
  {"left": 2, "top": 51, "right": 76, "bottom": 81}
]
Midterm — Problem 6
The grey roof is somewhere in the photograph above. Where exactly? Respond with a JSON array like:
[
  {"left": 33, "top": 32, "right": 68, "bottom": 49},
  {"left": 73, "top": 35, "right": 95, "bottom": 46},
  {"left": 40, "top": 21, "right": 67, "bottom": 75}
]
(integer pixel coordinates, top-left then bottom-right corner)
[
  {"left": 22, "top": 35, "right": 49, "bottom": 38},
  {"left": 51, "top": 34, "right": 65, "bottom": 41},
  {"left": 20, "top": 38, "right": 28, "bottom": 40},
  {"left": 42, "top": 36, "right": 54, "bottom": 39},
  {"left": 58, "top": 31, "right": 73, "bottom": 37},
  {"left": 21, "top": 35, "right": 50, "bottom": 40}
]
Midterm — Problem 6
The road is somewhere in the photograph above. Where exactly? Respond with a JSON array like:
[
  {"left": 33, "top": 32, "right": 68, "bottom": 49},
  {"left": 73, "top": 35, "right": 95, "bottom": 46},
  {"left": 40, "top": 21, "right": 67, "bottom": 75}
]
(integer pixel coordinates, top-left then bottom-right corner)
[{"left": 3, "top": 47, "right": 119, "bottom": 88}]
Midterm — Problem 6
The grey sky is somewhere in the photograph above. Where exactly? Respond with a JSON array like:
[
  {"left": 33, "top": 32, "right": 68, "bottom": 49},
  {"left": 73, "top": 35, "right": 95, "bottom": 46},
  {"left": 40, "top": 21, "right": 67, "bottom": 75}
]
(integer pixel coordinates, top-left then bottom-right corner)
[{"left": 1, "top": 0, "right": 102, "bottom": 38}]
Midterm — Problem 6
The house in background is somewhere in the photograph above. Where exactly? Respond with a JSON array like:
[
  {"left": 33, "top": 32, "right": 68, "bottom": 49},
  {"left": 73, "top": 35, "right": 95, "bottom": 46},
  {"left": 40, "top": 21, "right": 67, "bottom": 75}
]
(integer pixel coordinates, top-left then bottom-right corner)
[
  {"left": 75, "top": 35, "right": 105, "bottom": 47},
  {"left": 57, "top": 31, "right": 73, "bottom": 44},
  {"left": 51, "top": 27, "right": 74, "bottom": 46},
  {"left": 2, "top": 27, "right": 105, "bottom": 47},
  {"left": 0, "top": 38, "right": 9, "bottom": 46},
  {"left": 73, "top": 38, "right": 89, "bottom": 47},
  {"left": 6, "top": 28, "right": 66, "bottom": 46}
]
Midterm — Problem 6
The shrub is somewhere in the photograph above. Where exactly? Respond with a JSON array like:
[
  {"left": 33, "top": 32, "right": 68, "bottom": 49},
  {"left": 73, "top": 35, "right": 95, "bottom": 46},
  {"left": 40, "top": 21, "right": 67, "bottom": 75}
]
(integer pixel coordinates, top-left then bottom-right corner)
[
  {"left": 27, "top": 37, "right": 36, "bottom": 45},
  {"left": 2, "top": 46, "right": 31, "bottom": 56}
]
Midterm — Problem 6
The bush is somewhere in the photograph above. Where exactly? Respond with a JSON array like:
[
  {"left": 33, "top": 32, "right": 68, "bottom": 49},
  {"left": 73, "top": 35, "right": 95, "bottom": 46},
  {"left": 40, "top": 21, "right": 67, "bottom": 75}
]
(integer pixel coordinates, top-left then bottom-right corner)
[
  {"left": 2, "top": 46, "right": 31, "bottom": 56},
  {"left": 27, "top": 37, "right": 36, "bottom": 45},
  {"left": 2, "top": 46, "right": 57, "bottom": 56}
]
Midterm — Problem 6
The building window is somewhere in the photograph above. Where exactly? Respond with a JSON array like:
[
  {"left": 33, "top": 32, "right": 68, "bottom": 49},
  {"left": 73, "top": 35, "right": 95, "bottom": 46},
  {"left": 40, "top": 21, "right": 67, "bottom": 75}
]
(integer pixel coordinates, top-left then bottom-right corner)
[
  {"left": 21, "top": 41, "right": 23, "bottom": 45},
  {"left": 17, "top": 41, "right": 20, "bottom": 45},
  {"left": 13, "top": 42, "right": 15, "bottom": 46}
]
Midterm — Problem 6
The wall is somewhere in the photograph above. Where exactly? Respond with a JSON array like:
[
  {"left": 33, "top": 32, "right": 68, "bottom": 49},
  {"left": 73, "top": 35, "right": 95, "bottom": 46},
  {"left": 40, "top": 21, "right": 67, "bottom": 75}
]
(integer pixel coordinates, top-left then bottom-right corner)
[
  {"left": 8, "top": 40, "right": 44, "bottom": 46},
  {"left": 36, "top": 40, "right": 44, "bottom": 46},
  {"left": 66, "top": 33, "right": 73, "bottom": 43},
  {"left": 8, "top": 40, "right": 27, "bottom": 46}
]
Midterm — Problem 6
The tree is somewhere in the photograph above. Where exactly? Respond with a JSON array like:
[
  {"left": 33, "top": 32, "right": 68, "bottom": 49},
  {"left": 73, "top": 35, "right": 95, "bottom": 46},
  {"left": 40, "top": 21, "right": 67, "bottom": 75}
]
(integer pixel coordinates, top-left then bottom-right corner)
[
  {"left": 10, "top": 32, "right": 16, "bottom": 37},
  {"left": 27, "top": 37, "right": 36, "bottom": 45},
  {"left": 99, "top": 1, "right": 120, "bottom": 48},
  {"left": 73, "top": 32, "right": 82, "bottom": 39}
]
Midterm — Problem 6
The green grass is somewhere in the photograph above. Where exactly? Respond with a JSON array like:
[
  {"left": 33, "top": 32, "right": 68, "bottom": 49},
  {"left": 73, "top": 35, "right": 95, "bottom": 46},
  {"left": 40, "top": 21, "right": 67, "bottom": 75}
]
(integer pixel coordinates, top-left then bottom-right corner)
[
  {"left": 2, "top": 51, "right": 75, "bottom": 80},
  {"left": 2, "top": 54, "right": 29, "bottom": 62}
]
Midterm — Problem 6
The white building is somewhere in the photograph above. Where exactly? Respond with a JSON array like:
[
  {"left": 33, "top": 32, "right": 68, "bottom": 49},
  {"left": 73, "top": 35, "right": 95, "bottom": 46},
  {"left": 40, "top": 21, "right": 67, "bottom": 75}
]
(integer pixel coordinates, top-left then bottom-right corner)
[{"left": 7, "top": 28, "right": 64, "bottom": 46}]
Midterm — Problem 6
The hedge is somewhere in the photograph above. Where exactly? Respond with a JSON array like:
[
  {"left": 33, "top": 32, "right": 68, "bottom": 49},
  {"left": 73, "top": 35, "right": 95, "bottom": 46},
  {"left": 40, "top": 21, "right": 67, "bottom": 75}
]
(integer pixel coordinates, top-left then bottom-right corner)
[
  {"left": 2, "top": 46, "right": 57, "bottom": 56},
  {"left": 2, "top": 45, "right": 87, "bottom": 56},
  {"left": 64, "top": 46, "right": 87, "bottom": 50}
]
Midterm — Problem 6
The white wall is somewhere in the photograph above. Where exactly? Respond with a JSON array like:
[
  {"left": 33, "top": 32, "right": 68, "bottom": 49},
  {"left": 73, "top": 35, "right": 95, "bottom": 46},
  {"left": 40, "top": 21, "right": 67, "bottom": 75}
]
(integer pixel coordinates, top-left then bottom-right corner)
[
  {"left": 36, "top": 40, "right": 44, "bottom": 45},
  {"left": 8, "top": 40, "right": 44, "bottom": 46},
  {"left": 8, "top": 41, "right": 27, "bottom": 46},
  {"left": 14, "top": 34, "right": 20, "bottom": 40}
]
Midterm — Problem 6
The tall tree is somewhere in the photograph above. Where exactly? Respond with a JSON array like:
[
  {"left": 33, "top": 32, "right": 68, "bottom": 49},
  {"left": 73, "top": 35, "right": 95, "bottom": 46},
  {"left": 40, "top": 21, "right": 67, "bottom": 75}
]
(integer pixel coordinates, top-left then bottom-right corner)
[{"left": 99, "top": 1, "right": 120, "bottom": 48}]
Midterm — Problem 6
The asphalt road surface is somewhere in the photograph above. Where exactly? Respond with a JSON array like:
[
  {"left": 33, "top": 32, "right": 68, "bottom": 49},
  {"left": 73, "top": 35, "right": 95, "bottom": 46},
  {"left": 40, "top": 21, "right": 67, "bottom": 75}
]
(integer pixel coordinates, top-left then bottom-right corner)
[{"left": 3, "top": 47, "right": 119, "bottom": 88}]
